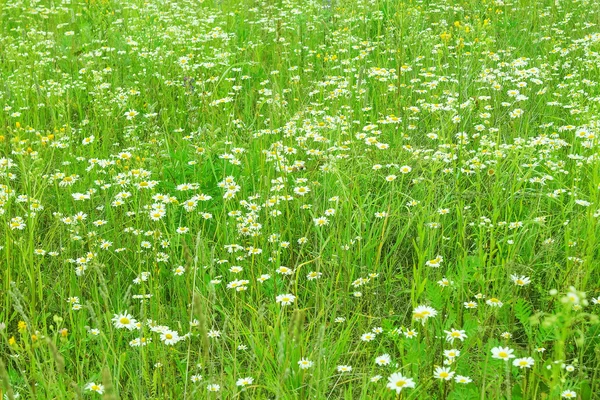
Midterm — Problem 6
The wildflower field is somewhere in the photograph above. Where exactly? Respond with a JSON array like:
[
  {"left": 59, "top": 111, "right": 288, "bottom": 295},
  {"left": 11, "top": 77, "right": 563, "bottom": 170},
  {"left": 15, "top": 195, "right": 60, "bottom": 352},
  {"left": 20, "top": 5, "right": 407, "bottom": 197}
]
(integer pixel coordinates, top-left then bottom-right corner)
[{"left": 2, "top": 0, "right": 600, "bottom": 398}]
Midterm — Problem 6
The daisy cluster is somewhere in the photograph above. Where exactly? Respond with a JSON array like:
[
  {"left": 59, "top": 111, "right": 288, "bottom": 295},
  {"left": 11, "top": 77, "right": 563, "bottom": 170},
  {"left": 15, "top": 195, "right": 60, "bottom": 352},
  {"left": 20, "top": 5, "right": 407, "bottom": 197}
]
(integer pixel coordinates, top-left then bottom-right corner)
[{"left": 1, "top": 0, "right": 599, "bottom": 398}]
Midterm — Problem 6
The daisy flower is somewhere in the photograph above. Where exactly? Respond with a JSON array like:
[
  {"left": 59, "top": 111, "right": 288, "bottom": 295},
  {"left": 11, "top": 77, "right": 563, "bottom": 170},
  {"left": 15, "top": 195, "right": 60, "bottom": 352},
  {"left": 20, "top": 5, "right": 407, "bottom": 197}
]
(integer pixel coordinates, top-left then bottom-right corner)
[
  {"left": 386, "top": 372, "right": 415, "bottom": 394},
  {"left": 112, "top": 312, "right": 138, "bottom": 330},
  {"left": 510, "top": 275, "right": 531, "bottom": 286},
  {"left": 276, "top": 293, "right": 296, "bottom": 306},
  {"left": 513, "top": 357, "right": 535, "bottom": 369},
  {"left": 412, "top": 305, "right": 438, "bottom": 324},
  {"left": 444, "top": 328, "right": 467, "bottom": 343},
  {"left": 298, "top": 358, "right": 314, "bottom": 369},
  {"left": 207, "top": 384, "right": 220, "bottom": 392},
  {"left": 160, "top": 330, "right": 180, "bottom": 345},
  {"left": 236, "top": 377, "right": 254, "bottom": 387},
  {"left": 491, "top": 346, "right": 515, "bottom": 361},
  {"left": 433, "top": 367, "right": 455, "bottom": 381},
  {"left": 375, "top": 354, "right": 391, "bottom": 366},
  {"left": 455, "top": 375, "right": 472, "bottom": 384},
  {"left": 85, "top": 382, "right": 105, "bottom": 394}
]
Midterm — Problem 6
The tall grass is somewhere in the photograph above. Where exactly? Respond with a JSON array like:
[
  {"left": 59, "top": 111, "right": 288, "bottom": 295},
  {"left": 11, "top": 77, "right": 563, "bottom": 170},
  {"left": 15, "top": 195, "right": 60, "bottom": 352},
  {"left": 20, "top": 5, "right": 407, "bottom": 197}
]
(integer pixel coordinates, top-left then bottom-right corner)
[{"left": 1, "top": 0, "right": 600, "bottom": 398}]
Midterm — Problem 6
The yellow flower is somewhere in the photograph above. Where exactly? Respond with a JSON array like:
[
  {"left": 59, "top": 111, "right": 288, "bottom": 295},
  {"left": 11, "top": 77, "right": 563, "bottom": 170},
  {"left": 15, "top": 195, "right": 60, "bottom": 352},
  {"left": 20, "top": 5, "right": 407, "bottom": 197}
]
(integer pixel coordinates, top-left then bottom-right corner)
[
  {"left": 8, "top": 336, "right": 17, "bottom": 346},
  {"left": 18, "top": 320, "right": 27, "bottom": 333}
]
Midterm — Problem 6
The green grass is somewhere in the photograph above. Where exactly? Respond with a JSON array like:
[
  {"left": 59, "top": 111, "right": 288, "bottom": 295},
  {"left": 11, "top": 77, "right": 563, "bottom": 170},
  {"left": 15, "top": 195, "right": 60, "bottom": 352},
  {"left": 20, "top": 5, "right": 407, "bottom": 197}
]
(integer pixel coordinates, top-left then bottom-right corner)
[{"left": 1, "top": 0, "right": 600, "bottom": 398}]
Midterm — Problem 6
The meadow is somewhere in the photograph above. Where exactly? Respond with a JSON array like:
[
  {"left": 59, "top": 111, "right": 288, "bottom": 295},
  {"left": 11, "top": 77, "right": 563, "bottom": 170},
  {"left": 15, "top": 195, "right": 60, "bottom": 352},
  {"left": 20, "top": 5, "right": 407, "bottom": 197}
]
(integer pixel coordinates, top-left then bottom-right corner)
[{"left": 1, "top": 0, "right": 600, "bottom": 398}]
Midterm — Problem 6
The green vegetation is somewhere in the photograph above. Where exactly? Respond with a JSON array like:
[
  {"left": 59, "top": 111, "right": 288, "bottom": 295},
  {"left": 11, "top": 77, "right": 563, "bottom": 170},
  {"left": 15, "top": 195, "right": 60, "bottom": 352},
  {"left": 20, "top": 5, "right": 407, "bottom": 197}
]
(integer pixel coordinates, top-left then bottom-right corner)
[{"left": 1, "top": 0, "right": 600, "bottom": 398}]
